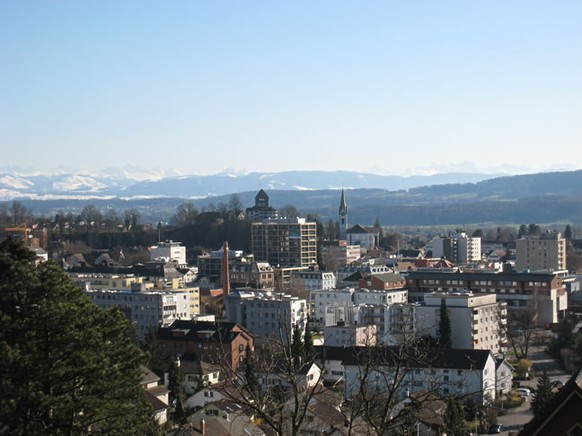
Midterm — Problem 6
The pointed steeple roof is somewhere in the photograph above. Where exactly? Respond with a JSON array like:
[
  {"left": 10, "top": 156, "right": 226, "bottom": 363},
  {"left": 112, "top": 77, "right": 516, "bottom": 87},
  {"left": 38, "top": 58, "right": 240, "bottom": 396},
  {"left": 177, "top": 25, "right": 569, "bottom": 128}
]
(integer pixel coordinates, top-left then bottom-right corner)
[{"left": 339, "top": 188, "right": 347, "bottom": 215}]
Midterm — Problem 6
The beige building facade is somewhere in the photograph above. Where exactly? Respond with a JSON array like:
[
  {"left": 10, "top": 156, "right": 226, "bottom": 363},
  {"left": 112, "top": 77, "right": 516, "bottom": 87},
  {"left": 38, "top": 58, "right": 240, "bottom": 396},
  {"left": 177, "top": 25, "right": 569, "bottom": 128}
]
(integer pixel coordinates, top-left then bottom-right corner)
[
  {"left": 416, "top": 291, "right": 506, "bottom": 354},
  {"left": 516, "top": 232, "right": 566, "bottom": 272}
]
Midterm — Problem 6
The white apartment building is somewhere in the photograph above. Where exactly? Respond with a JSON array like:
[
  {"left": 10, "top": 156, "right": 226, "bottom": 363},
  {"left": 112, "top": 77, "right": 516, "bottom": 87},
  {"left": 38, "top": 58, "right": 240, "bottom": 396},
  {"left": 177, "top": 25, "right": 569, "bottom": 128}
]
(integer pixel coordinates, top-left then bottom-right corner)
[
  {"left": 290, "top": 268, "right": 336, "bottom": 292},
  {"left": 224, "top": 290, "right": 308, "bottom": 342},
  {"left": 312, "top": 287, "right": 407, "bottom": 325},
  {"left": 312, "top": 287, "right": 411, "bottom": 344},
  {"left": 84, "top": 288, "right": 193, "bottom": 338},
  {"left": 353, "top": 288, "right": 408, "bottom": 306},
  {"left": 150, "top": 240, "right": 187, "bottom": 264},
  {"left": 312, "top": 288, "right": 355, "bottom": 327},
  {"left": 72, "top": 273, "right": 145, "bottom": 290},
  {"left": 415, "top": 291, "right": 506, "bottom": 354},
  {"left": 339, "top": 347, "right": 496, "bottom": 405},
  {"left": 431, "top": 232, "right": 481, "bottom": 264},
  {"left": 324, "top": 322, "right": 377, "bottom": 347},
  {"left": 321, "top": 241, "right": 361, "bottom": 267},
  {"left": 516, "top": 232, "right": 567, "bottom": 272}
]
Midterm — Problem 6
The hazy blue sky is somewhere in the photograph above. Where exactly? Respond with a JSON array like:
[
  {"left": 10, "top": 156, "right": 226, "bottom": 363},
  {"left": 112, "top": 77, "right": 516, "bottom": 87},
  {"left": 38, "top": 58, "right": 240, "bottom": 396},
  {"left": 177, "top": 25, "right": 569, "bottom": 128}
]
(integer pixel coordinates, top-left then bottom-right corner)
[{"left": 1, "top": 1, "right": 581, "bottom": 176}]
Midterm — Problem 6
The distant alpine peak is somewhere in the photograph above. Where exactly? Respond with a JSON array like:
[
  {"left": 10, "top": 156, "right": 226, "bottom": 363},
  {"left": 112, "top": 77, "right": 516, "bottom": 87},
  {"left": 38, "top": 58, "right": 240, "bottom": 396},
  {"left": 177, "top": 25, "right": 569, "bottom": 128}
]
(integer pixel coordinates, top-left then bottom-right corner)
[{"left": 0, "top": 167, "right": 507, "bottom": 201}]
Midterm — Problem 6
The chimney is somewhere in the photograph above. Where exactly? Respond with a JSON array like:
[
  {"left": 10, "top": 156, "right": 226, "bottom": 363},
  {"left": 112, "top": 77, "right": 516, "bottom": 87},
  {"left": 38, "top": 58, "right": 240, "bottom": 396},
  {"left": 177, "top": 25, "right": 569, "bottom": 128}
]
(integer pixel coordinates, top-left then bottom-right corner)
[
  {"left": 223, "top": 241, "right": 230, "bottom": 296},
  {"left": 201, "top": 418, "right": 206, "bottom": 435}
]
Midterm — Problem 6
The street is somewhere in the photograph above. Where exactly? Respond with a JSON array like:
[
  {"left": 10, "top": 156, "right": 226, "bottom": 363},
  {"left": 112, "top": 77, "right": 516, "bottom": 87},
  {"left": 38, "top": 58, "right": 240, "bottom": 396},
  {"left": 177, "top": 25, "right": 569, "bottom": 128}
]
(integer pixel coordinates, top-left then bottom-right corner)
[{"left": 492, "top": 338, "right": 571, "bottom": 435}]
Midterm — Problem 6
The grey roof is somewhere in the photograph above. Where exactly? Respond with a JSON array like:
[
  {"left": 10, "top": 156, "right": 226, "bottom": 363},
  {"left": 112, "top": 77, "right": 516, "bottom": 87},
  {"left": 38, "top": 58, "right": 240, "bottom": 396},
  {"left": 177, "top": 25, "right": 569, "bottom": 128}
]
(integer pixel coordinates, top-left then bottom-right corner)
[
  {"left": 157, "top": 320, "right": 249, "bottom": 344},
  {"left": 370, "top": 272, "right": 405, "bottom": 283},
  {"left": 140, "top": 365, "right": 161, "bottom": 385},
  {"left": 316, "top": 346, "right": 492, "bottom": 370},
  {"left": 405, "top": 270, "right": 561, "bottom": 282},
  {"left": 347, "top": 224, "right": 377, "bottom": 234}
]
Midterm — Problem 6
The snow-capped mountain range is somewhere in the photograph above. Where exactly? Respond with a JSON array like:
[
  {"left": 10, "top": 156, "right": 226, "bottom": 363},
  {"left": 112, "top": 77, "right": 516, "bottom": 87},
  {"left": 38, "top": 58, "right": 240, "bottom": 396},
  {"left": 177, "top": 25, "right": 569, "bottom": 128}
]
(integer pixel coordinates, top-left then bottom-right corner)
[{"left": 0, "top": 167, "right": 501, "bottom": 201}]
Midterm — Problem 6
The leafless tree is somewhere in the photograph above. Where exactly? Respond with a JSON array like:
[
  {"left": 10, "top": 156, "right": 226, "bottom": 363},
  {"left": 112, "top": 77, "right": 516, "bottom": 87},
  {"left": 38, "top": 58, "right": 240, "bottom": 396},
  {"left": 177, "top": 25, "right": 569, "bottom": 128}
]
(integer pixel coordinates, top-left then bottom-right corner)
[
  {"left": 341, "top": 331, "right": 440, "bottom": 435},
  {"left": 216, "top": 318, "right": 327, "bottom": 436},
  {"left": 281, "top": 204, "right": 300, "bottom": 219},
  {"left": 175, "top": 201, "right": 198, "bottom": 226},
  {"left": 80, "top": 204, "right": 102, "bottom": 233},
  {"left": 123, "top": 208, "right": 140, "bottom": 231},
  {"left": 9, "top": 200, "right": 27, "bottom": 224},
  {"left": 229, "top": 194, "right": 243, "bottom": 217},
  {"left": 499, "top": 299, "right": 538, "bottom": 359}
]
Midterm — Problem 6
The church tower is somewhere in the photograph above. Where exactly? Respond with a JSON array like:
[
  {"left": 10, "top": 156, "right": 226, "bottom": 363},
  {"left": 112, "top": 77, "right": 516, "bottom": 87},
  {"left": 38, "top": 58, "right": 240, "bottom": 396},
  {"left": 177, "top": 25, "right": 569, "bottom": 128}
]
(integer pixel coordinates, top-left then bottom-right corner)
[{"left": 339, "top": 188, "right": 348, "bottom": 240}]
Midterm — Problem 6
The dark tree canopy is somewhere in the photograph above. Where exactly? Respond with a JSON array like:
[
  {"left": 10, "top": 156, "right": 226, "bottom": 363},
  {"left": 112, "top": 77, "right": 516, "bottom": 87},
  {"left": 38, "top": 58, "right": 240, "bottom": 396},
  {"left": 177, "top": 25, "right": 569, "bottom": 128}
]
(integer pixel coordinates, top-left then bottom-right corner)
[
  {"left": 532, "top": 368, "right": 554, "bottom": 418},
  {"left": 438, "top": 298, "right": 452, "bottom": 348},
  {"left": 0, "top": 239, "right": 158, "bottom": 434}
]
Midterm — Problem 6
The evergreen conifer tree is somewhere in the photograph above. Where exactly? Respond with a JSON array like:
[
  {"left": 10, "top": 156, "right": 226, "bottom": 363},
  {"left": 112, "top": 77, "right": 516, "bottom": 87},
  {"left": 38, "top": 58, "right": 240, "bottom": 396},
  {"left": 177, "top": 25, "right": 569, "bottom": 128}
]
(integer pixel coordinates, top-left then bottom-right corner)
[
  {"left": 444, "top": 397, "right": 466, "bottom": 436},
  {"left": 439, "top": 298, "right": 452, "bottom": 347},
  {"left": 303, "top": 319, "right": 315, "bottom": 361},
  {"left": 532, "top": 369, "right": 554, "bottom": 417},
  {"left": 0, "top": 238, "right": 158, "bottom": 434},
  {"left": 291, "top": 323, "right": 305, "bottom": 364},
  {"left": 565, "top": 224, "right": 573, "bottom": 241},
  {"left": 241, "top": 345, "right": 261, "bottom": 400}
]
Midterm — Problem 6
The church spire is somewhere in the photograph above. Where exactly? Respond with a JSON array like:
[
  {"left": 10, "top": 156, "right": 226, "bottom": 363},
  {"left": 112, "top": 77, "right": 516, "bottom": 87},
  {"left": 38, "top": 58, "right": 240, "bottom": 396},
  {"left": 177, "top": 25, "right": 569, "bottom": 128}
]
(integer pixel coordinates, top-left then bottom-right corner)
[
  {"left": 339, "top": 187, "right": 347, "bottom": 215},
  {"left": 339, "top": 188, "right": 348, "bottom": 240}
]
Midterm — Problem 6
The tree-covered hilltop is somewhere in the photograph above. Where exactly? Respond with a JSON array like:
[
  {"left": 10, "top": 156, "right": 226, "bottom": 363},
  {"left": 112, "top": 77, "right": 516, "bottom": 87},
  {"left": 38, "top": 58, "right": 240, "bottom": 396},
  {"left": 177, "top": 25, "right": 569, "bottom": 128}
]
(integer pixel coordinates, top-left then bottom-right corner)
[{"left": 0, "top": 238, "right": 159, "bottom": 434}]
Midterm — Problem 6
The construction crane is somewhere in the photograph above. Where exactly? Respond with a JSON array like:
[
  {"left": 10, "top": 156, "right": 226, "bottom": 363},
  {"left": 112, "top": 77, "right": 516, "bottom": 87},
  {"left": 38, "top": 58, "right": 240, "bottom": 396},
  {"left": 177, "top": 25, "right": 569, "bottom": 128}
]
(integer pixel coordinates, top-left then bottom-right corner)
[{"left": 4, "top": 224, "right": 31, "bottom": 245}]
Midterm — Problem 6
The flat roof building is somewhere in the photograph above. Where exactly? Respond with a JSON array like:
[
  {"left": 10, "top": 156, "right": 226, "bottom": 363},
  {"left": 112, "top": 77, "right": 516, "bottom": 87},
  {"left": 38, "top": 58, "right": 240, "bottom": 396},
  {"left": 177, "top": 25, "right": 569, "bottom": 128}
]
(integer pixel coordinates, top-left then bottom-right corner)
[{"left": 251, "top": 217, "right": 317, "bottom": 268}]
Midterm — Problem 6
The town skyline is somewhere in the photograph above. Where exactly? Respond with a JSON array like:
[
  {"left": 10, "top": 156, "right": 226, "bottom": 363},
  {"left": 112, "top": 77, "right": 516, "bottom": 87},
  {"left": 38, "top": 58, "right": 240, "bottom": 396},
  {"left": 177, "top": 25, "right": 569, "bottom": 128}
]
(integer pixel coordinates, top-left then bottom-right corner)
[{"left": 1, "top": 2, "right": 581, "bottom": 176}]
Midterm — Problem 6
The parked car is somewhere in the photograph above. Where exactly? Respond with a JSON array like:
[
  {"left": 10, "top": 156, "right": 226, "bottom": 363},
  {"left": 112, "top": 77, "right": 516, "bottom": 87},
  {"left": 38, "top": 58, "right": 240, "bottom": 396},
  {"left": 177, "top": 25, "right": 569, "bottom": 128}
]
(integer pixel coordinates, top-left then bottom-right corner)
[
  {"left": 488, "top": 423, "right": 503, "bottom": 433},
  {"left": 514, "top": 387, "right": 531, "bottom": 397}
]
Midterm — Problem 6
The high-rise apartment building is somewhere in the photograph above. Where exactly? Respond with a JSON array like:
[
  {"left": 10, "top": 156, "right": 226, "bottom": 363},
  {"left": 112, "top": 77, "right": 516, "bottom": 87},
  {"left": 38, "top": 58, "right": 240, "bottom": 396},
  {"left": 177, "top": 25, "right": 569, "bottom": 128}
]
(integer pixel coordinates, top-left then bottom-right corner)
[
  {"left": 516, "top": 232, "right": 566, "bottom": 272},
  {"left": 431, "top": 232, "right": 481, "bottom": 264},
  {"left": 224, "top": 290, "right": 308, "bottom": 341},
  {"left": 416, "top": 292, "right": 506, "bottom": 354},
  {"left": 251, "top": 217, "right": 317, "bottom": 268}
]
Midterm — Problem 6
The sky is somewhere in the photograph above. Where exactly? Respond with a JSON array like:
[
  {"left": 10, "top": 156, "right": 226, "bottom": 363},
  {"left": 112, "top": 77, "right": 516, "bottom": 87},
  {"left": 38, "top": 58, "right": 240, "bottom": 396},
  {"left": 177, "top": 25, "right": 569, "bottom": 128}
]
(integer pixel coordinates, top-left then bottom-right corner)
[{"left": 1, "top": 1, "right": 581, "bottom": 177}]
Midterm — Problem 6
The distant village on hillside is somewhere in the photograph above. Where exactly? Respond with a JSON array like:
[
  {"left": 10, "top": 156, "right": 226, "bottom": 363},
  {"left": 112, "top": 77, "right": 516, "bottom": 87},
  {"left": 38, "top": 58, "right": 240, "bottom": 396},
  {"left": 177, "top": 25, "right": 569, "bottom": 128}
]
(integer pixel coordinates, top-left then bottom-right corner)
[{"left": 2, "top": 188, "right": 582, "bottom": 435}]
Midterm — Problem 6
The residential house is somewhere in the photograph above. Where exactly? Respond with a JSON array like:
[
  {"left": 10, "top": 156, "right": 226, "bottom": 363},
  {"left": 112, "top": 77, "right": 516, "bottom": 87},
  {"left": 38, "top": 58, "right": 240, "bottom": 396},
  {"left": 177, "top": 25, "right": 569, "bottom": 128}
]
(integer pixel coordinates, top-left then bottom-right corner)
[
  {"left": 260, "top": 362, "right": 322, "bottom": 393},
  {"left": 188, "top": 399, "right": 265, "bottom": 436},
  {"left": 180, "top": 357, "right": 221, "bottom": 396},
  {"left": 230, "top": 260, "right": 275, "bottom": 290},
  {"left": 290, "top": 266, "right": 336, "bottom": 292},
  {"left": 495, "top": 358, "right": 515, "bottom": 395},
  {"left": 358, "top": 272, "right": 407, "bottom": 291},
  {"left": 140, "top": 366, "right": 169, "bottom": 426},
  {"left": 156, "top": 320, "right": 254, "bottom": 371}
]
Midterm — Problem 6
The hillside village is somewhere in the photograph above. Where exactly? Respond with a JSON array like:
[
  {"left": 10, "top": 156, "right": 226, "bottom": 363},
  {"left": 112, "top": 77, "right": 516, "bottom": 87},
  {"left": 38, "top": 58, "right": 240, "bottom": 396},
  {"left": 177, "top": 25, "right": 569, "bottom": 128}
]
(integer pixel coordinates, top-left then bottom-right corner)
[{"left": 2, "top": 189, "right": 582, "bottom": 435}]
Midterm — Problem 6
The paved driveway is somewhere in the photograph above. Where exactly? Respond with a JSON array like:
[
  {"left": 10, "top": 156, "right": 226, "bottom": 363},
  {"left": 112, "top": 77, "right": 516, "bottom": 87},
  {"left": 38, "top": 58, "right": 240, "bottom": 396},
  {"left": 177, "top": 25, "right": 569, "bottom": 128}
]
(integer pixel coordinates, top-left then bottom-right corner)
[{"left": 491, "top": 339, "right": 571, "bottom": 435}]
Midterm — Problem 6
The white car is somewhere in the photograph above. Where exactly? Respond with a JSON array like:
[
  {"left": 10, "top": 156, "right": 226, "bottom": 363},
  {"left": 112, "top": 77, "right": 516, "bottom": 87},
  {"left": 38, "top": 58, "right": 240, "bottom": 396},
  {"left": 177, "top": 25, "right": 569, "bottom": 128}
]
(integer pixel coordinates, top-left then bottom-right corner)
[{"left": 514, "top": 387, "right": 531, "bottom": 397}]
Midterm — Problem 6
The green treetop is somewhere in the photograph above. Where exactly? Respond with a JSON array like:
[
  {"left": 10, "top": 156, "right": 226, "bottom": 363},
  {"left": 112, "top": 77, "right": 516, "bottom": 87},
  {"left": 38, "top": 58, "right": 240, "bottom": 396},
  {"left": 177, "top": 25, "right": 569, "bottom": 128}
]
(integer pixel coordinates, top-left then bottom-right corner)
[
  {"left": 0, "top": 238, "right": 159, "bottom": 434},
  {"left": 532, "top": 368, "right": 554, "bottom": 418},
  {"left": 438, "top": 298, "right": 452, "bottom": 348}
]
